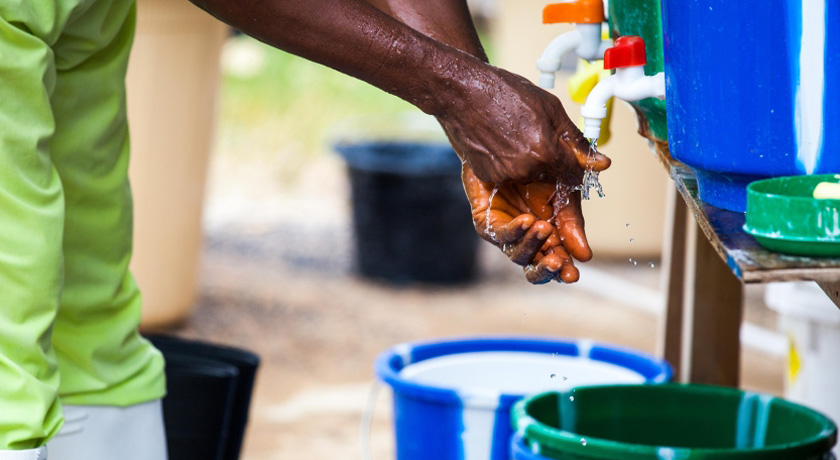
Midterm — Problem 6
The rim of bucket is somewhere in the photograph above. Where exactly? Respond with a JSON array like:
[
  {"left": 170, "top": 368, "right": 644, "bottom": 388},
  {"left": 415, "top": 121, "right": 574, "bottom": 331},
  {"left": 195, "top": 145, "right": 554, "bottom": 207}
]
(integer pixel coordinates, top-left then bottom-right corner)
[
  {"left": 512, "top": 384, "right": 838, "bottom": 460},
  {"left": 747, "top": 174, "right": 840, "bottom": 203},
  {"left": 374, "top": 336, "right": 672, "bottom": 410},
  {"left": 334, "top": 141, "right": 462, "bottom": 176}
]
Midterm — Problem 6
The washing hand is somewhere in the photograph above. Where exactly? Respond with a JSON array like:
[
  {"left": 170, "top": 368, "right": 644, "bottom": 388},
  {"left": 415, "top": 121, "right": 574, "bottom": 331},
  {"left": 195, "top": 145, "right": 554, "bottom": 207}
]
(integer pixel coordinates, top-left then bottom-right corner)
[
  {"left": 437, "top": 63, "right": 605, "bottom": 185},
  {"left": 461, "top": 146, "right": 609, "bottom": 284}
]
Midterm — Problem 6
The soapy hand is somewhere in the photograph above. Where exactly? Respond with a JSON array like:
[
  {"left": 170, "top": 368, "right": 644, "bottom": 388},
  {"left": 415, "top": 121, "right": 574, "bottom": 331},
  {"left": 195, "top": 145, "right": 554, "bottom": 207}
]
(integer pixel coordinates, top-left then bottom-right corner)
[
  {"left": 437, "top": 63, "right": 606, "bottom": 185},
  {"left": 461, "top": 149, "right": 609, "bottom": 284}
]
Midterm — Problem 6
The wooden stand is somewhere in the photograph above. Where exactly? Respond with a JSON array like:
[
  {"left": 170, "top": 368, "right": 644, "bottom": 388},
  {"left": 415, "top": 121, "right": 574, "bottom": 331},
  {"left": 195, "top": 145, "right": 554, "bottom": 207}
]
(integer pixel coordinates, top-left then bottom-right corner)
[{"left": 657, "top": 162, "right": 840, "bottom": 387}]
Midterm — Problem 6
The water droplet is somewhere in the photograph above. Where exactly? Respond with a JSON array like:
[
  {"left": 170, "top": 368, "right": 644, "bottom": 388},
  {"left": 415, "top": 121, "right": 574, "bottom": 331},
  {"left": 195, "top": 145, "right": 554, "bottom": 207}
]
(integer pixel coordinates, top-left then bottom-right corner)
[
  {"left": 562, "top": 376, "right": 568, "bottom": 381},
  {"left": 550, "top": 373, "right": 556, "bottom": 379},
  {"left": 649, "top": 262, "right": 656, "bottom": 268},
  {"left": 569, "top": 395, "right": 575, "bottom": 402},
  {"left": 626, "top": 223, "right": 630, "bottom": 228},
  {"left": 629, "top": 238, "right": 635, "bottom": 243},
  {"left": 580, "top": 438, "right": 588, "bottom": 446},
  {"left": 633, "top": 260, "right": 638, "bottom": 266},
  {"left": 628, "top": 258, "right": 635, "bottom": 265},
  {"left": 521, "top": 313, "right": 527, "bottom": 322}
]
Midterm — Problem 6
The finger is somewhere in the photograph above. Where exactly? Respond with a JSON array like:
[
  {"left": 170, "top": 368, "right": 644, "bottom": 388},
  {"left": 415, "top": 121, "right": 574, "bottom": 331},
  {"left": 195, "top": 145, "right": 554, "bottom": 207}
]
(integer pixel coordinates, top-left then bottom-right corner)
[
  {"left": 494, "top": 214, "right": 536, "bottom": 244},
  {"left": 542, "top": 246, "right": 580, "bottom": 283},
  {"left": 572, "top": 145, "right": 611, "bottom": 172},
  {"left": 559, "top": 263, "right": 580, "bottom": 283},
  {"left": 524, "top": 259, "right": 560, "bottom": 285},
  {"left": 558, "top": 123, "right": 612, "bottom": 173},
  {"left": 556, "top": 255, "right": 581, "bottom": 283},
  {"left": 508, "top": 221, "right": 554, "bottom": 265},
  {"left": 524, "top": 249, "right": 571, "bottom": 284},
  {"left": 555, "top": 199, "right": 593, "bottom": 262},
  {"left": 540, "top": 231, "right": 561, "bottom": 254}
]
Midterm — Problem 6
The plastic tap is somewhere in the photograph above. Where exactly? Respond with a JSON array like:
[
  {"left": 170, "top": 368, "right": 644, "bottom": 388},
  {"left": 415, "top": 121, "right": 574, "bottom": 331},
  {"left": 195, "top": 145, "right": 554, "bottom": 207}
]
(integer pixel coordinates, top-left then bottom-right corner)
[
  {"left": 568, "top": 59, "right": 614, "bottom": 144},
  {"left": 581, "top": 36, "right": 665, "bottom": 141},
  {"left": 536, "top": 0, "right": 611, "bottom": 89}
]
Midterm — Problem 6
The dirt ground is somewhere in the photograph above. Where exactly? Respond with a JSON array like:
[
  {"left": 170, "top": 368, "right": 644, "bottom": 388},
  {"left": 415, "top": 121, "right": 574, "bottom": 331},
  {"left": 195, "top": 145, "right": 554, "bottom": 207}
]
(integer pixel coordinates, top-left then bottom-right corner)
[{"left": 147, "top": 152, "right": 785, "bottom": 460}]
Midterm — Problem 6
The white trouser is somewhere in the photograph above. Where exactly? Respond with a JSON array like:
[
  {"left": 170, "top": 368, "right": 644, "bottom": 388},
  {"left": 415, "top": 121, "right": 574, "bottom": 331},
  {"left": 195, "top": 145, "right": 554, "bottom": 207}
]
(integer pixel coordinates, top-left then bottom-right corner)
[
  {"left": 46, "top": 399, "right": 168, "bottom": 460},
  {"left": 0, "top": 449, "right": 47, "bottom": 460}
]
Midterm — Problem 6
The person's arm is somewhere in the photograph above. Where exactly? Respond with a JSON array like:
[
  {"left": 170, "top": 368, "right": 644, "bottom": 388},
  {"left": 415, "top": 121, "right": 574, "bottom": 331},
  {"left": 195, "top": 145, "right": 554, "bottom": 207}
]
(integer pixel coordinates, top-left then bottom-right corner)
[
  {"left": 188, "top": 0, "right": 605, "bottom": 185},
  {"left": 190, "top": 0, "right": 461, "bottom": 117},
  {"left": 360, "top": 0, "right": 609, "bottom": 283},
  {"left": 190, "top": 0, "right": 608, "bottom": 282},
  {"left": 364, "top": 0, "right": 488, "bottom": 62}
]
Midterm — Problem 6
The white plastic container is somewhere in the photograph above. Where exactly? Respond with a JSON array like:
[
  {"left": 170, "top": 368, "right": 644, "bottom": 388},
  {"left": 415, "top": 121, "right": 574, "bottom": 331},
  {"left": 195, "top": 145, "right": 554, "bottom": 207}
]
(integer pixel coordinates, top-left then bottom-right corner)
[{"left": 765, "top": 281, "right": 840, "bottom": 455}]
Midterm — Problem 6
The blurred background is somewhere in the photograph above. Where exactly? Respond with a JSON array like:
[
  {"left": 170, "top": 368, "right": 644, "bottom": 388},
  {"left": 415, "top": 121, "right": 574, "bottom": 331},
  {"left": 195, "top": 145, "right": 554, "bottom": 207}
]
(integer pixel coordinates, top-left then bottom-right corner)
[{"left": 126, "top": 0, "right": 785, "bottom": 458}]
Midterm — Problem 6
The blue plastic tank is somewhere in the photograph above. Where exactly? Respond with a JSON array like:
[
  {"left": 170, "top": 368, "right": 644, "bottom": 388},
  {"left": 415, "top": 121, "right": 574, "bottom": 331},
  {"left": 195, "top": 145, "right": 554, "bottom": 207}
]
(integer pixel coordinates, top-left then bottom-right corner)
[{"left": 661, "top": 0, "right": 840, "bottom": 212}]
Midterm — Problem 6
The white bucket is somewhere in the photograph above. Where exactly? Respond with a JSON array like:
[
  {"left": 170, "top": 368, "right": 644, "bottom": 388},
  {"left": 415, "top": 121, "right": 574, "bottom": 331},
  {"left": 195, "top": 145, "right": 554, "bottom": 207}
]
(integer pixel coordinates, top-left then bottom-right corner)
[{"left": 765, "top": 281, "right": 840, "bottom": 456}]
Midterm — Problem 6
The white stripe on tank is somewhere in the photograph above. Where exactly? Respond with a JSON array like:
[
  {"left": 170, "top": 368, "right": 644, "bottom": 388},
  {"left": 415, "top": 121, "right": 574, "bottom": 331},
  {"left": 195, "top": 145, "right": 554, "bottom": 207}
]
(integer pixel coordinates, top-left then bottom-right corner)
[{"left": 796, "top": 0, "right": 826, "bottom": 174}]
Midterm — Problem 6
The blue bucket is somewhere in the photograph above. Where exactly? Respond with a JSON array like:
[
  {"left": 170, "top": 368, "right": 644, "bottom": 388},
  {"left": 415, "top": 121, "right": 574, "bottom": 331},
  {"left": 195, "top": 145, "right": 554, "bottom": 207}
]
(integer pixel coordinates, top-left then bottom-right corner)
[
  {"left": 662, "top": 0, "right": 840, "bottom": 212},
  {"left": 374, "top": 336, "right": 671, "bottom": 460}
]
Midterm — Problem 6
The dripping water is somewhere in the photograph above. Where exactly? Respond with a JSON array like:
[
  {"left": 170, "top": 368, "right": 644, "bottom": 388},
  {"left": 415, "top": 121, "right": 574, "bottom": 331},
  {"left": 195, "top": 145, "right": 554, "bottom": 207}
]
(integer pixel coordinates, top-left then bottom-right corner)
[
  {"left": 486, "top": 186, "right": 499, "bottom": 242},
  {"left": 574, "top": 139, "right": 605, "bottom": 200}
]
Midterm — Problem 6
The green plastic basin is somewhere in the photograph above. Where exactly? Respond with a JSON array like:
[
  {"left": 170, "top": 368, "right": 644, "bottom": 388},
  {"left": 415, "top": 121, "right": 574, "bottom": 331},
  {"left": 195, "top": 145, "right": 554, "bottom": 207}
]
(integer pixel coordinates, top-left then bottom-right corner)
[
  {"left": 511, "top": 384, "right": 837, "bottom": 460},
  {"left": 744, "top": 174, "right": 840, "bottom": 257}
]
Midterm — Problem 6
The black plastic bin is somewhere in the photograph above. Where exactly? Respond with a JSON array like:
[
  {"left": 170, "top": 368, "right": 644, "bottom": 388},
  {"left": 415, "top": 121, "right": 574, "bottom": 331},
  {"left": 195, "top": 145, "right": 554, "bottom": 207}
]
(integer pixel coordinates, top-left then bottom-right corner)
[
  {"left": 147, "top": 335, "right": 260, "bottom": 460},
  {"left": 336, "top": 141, "right": 479, "bottom": 284}
]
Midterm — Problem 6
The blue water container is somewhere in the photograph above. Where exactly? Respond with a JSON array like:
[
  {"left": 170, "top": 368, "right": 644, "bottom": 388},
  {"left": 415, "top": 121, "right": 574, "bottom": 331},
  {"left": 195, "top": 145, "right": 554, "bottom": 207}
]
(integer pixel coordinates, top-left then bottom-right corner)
[
  {"left": 374, "top": 336, "right": 671, "bottom": 460},
  {"left": 662, "top": 0, "right": 840, "bottom": 212}
]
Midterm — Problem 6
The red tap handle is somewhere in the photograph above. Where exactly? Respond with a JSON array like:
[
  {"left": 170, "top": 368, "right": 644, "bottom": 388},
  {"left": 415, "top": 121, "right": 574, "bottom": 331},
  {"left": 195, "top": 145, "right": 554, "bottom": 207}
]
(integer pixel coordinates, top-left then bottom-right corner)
[
  {"left": 543, "top": 0, "right": 605, "bottom": 24},
  {"left": 603, "top": 35, "right": 647, "bottom": 70}
]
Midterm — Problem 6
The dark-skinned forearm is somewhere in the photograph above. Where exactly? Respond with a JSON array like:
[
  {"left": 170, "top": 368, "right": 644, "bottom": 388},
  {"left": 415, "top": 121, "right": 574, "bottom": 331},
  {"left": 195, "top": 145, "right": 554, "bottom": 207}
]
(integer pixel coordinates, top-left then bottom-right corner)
[
  {"left": 189, "top": 0, "right": 476, "bottom": 116},
  {"left": 363, "top": 0, "right": 487, "bottom": 62}
]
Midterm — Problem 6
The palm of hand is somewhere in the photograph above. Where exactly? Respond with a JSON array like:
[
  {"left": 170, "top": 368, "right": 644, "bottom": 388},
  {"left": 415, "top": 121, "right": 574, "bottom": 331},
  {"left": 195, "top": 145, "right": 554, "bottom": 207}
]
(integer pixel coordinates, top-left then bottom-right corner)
[{"left": 462, "top": 164, "right": 592, "bottom": 284}]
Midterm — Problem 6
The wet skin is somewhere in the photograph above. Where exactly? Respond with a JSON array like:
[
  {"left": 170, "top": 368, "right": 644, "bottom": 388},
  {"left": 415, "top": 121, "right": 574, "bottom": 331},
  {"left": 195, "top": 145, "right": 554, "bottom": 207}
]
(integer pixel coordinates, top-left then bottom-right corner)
[{"left": 187, "top": 0, "right": 610, "bottom": 283}]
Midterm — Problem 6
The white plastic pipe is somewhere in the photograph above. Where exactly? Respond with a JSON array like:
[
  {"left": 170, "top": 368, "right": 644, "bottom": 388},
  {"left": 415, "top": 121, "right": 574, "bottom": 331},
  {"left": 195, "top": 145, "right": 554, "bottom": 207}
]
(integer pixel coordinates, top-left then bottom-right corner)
[
  {"left": 581, "top": 65, "right": 665, "bottom": 140},
  {"left": 575, "top": 23, "right": 606, "bottom": 61},
  {"left": 536, "top": 24, "right": 612, "bottom": 89},
  {"left": 537, "top": 30, "right": 581, "bottom": 89}
]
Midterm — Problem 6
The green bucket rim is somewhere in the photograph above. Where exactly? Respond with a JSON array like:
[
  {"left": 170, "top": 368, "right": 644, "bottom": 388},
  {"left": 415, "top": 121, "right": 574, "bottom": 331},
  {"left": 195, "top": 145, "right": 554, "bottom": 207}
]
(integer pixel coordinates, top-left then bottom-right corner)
[
  {"left": 511, "top": 384, "right": 838, "bottom": 460},
  {"left": 745, "top": 175, "right": 840, "bottom": 256},
  {"left": 747, "top": 174, "right": 840, "bottom": 203}
]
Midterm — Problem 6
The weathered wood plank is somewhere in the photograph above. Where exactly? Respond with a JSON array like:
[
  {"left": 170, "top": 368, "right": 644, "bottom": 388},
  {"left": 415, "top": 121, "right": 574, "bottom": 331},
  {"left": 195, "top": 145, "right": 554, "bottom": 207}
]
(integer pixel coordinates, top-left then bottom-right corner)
[{"left": 670, "top": 165, "right": 840, "bottom": 285}]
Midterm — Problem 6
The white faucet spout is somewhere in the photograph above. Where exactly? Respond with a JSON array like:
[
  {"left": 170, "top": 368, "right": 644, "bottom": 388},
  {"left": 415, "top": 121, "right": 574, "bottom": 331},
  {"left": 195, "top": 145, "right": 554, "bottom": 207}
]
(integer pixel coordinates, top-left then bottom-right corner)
[
  {"left": 536, "top": 30, "right": 582, "bottom": 89},
  {"left": 581, "top": 66, "right": 666, "bottom": 140},
  {"left": 580, "top": 75, "right": 616, "bottom": 139}
]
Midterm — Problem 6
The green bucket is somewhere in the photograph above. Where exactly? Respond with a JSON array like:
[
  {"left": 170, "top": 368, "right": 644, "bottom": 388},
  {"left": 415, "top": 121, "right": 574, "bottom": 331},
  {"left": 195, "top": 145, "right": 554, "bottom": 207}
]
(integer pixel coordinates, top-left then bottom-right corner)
[{"left": 511, "top": 384, "right": 837, "bottom": 460}]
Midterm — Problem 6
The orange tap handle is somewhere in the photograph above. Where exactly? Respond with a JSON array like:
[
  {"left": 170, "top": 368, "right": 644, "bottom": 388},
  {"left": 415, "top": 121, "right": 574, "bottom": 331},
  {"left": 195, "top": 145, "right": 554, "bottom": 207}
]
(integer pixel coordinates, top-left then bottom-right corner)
[{"left": 543, "top": 0, "right": 605, "bottom": 24}]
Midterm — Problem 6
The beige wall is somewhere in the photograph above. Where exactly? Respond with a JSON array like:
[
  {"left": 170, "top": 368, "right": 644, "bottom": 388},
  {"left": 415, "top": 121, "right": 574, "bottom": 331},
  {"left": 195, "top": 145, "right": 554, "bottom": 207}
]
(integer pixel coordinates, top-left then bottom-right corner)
[{"left": 492, "top": 0, "right": 669, "bottom": 258}]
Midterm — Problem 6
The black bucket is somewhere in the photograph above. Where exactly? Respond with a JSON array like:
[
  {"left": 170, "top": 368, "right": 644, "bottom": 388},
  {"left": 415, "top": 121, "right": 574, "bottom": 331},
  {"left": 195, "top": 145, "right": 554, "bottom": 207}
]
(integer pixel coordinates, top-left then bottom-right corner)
[
  {"left": 335, "top": 141, "right": 479, "bottom": 284},
  {"left": 147, "top": 335, "right": 260, "bottom": 460}
]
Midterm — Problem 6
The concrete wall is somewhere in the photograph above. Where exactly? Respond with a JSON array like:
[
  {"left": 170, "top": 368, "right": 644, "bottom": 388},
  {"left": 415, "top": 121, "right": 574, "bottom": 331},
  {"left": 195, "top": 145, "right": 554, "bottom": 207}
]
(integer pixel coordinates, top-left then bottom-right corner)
[{"left": 491, "top": 0, "right": 668, "bottom": 258}]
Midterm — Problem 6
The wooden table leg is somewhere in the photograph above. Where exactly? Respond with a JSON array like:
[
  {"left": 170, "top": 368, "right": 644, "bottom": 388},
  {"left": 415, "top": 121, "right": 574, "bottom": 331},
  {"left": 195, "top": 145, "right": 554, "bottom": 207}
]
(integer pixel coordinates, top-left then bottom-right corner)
[
  {"left": 658, "top": 185, "right": 689, "bottom": 381},
  {"left": 682, "top": 218, "right": 744, "bottom": 386}
]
